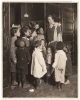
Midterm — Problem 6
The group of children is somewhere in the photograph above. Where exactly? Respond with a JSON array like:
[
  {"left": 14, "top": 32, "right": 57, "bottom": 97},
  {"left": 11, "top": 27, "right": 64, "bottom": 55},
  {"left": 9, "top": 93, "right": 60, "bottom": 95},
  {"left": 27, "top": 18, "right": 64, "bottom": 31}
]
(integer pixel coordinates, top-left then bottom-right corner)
[{"left": 10, "top": 22, "right": 72, "bottom": 89}]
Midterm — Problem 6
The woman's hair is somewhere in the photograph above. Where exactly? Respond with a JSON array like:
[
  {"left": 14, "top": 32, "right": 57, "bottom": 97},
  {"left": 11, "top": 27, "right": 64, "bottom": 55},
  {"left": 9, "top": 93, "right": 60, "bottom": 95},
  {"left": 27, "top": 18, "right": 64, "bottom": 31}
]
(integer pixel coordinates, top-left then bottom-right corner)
[
  {"left": 47, "top": 14, "right": 56, "bottom": 20},
  {"left": 11, "top": 28, "right": 18, "bottom": 36},
  {"left": 33, "top": 36, "right": 42, "bottom": 47},
  {"left": 56, "top": 42, "right": 64, "bottom": 50},
  {"left": 21, "top": 26, "right": 29, "bottom": 37}
]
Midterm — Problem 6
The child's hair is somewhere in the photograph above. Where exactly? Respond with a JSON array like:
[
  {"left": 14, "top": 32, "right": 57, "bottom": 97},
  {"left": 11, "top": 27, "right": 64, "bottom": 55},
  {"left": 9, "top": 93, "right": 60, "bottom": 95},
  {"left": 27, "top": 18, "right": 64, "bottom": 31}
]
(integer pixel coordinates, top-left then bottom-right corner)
[
  {"left": 47, "top": 45, "right": 52, "bottom": 52},
  {"left": 15, "top": 38, "right": 26, "bottom": 47},
  {"left": 56, "top": 42, "right": 64, "bottom": 50},
  {"left": 33, "top": 36, "right": 41, "bottom": 47},
  {"left": 11, "top": 28, "right": 18, "bottom": 36},
  {"left": 21, "top": 26, "right": 29, "bottom": 37}
]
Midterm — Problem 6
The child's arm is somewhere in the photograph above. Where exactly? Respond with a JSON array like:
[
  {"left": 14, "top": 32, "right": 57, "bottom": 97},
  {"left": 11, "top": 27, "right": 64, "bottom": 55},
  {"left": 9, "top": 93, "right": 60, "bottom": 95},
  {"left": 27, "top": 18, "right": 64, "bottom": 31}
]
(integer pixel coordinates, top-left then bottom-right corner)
[
  {"left": 10, "top": 38, "right": 17, "bottom": 63},
  {"left": 26, "top": 49, "right": 31, "bottom": 63},
  {"left": 52, "top": 53, "right": 59, "bottom": 68},
  {"left": 38, "top": 52, "right": 46, "bottom": 72}
]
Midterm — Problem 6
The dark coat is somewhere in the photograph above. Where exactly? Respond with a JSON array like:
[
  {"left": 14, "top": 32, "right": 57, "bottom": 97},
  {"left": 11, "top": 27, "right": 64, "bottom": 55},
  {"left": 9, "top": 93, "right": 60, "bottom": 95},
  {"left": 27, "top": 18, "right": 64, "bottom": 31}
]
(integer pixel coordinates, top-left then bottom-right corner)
[
  {"left": 16, "top": 47, "right": 31, "bottom": 74},
  {"left": 65, "top": 52, "right": 72, "bottom": 76}
]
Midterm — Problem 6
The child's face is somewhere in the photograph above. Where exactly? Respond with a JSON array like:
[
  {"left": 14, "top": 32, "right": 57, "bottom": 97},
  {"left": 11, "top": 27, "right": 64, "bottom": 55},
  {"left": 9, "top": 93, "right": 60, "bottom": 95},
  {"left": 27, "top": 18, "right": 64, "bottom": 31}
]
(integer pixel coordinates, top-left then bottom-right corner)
[
  {"left": 39, "top": 28, "right": 44, "bottom": 34},
  {"left": 20, "top": 41, "right": 25, "bottom": 47},
  {"left": 15, "top": 29, "right": 20, "bottom": 37},
  {"left": 47, "top": 48, "right": 51, "bottom": 53},
  {"left": 25, "top": 29, "right": 31, "bottom": 37},
  {"left": 34, "top": 24, "right": 39, "bottom": 30}
]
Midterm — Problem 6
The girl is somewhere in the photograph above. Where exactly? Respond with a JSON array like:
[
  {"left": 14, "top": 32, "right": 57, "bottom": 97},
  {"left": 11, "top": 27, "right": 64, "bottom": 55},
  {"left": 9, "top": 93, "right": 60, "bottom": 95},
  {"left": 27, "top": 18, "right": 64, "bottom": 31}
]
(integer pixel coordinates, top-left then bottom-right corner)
[
  {"left": 15, "top": 38, "right": 31, "bottom": 88},
  {"left": 31, "top": 36, "right": 47, "bottom": 89},
  {"left": 10, "top": 27, "right": 21, "bottom": 86},
  {"left": 52, "top": 42, "right": 67, "bottom": 89}
]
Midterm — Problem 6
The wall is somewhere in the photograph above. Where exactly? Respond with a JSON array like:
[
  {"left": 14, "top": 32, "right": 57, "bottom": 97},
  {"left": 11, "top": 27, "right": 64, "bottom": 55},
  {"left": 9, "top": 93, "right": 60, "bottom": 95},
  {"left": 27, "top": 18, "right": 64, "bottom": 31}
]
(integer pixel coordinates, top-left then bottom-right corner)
[{"left": 21, "top": 3, "right": 44, "bottom": 27}]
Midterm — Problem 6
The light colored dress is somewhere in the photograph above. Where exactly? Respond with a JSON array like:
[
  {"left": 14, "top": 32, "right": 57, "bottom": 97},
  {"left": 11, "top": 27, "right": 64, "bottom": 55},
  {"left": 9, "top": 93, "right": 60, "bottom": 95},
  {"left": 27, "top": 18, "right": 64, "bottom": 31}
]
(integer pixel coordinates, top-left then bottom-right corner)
[
  {"left": 52, "top": 50, "right": 67, "bottom": 83},
  {"left": 31, "top": 48, "right": 47, "bottom": 78}
]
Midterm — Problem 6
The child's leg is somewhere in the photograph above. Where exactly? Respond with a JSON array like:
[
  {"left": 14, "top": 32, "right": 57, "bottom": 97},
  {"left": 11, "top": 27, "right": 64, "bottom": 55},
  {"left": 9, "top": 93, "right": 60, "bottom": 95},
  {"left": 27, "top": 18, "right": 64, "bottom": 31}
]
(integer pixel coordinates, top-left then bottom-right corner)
[
  {"left": 18, "top": 73, "right": 22, "bottom": 87},
  {"left": 56, "top": 81, "right": 60, "bottom": 89},
  {"left": 45, "top": 74, "right": 50, "bottom": 83},
  {"left": 21, "top": 72, "right": 30, "bottom": 88},
  {"left": 11, "top": 72, "right": 18, "bottom": 85},
  {"left": 35, "top": 78, "right": 40, "bottom": 89},
  {"left": 60, "top": 83, "right": 63, "bottom": 88}
]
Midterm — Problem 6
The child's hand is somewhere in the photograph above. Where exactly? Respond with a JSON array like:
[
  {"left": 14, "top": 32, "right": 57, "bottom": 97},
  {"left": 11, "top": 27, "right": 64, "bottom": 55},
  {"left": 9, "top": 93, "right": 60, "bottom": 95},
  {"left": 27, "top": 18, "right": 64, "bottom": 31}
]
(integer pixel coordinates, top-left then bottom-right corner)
[
  {"left": 59, "top": 69, "right": 63, "bottom": 72},
  {"left": 42, "top": 68, "right": 45, "bottom": 72},
  {"left": 51, "top": 68, "right": 54, "bottom": 74},
  {"left": 27, "top": 62, "right": 30, "bottom": 64},
  {"left": 13, "top": 60, "right": 17, "bottom": 64}
]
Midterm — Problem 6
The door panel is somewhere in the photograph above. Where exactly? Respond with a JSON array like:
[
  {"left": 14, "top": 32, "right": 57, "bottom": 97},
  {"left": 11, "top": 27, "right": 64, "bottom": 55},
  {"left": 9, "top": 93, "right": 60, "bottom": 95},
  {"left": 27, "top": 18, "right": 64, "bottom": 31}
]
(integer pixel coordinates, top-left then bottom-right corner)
[{"left": 62, "top": 4, "right": 75, "bottom": 64}]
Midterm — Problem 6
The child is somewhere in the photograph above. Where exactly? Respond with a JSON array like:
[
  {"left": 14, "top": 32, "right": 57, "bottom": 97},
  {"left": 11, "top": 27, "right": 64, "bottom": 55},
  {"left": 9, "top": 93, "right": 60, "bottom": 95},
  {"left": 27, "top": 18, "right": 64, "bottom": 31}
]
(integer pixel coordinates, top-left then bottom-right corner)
[
  {"left": 30, "top": 23, "right": 39, "bottom": 41},
  {"left": 52, "top": 42, "right": 67, "bottom": 89},
  {"left": 21, "top": 26, "right": 31, "bottom": 49},
  {"left": 63, "top": 43, "right": 72, "bottom": 84},
  {"left": 10, "top": 27, "right": 21, "bottom": 86},
  {"left": 31, "top": 37, "right": 47, "bottom": 89},
  {"left": 37, "top": 27, "right": 45, "bottom": 40},
  {"left": 15, "top": 38, "right": 31, "bottom": 88},
  {"left": 46, "top": 46, "right": 52, "bottom": 83}
]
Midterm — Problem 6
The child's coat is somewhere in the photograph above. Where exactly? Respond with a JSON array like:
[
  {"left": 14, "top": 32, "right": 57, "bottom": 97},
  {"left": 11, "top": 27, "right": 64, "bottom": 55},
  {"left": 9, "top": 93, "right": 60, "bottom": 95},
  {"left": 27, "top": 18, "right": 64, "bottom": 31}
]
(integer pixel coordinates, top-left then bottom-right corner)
[
  {"left": 31, "top": 48, "right": 47, "bottom": 78},
  {"left": 52, "top": 50, "right": 67, "bottom": 83}
]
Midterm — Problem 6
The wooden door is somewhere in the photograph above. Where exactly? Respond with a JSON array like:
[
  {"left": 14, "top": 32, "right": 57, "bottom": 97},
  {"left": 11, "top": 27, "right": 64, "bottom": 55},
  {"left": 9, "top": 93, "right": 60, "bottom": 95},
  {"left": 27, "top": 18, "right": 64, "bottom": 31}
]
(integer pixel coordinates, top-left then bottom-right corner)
[
  {"left": 62, "top": 3, "right": 76, "bottom": 65},
  {"left": 3, "top": 3, "right": 10, "bottom": 87}
]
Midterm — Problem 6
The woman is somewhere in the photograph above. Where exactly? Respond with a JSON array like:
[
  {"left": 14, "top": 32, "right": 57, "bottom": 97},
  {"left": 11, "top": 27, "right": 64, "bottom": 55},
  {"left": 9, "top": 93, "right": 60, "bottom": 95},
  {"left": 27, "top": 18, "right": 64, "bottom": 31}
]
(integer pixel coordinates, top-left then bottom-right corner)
[{"left": 46, "top": 15, "right": 62, "bottom": 62}]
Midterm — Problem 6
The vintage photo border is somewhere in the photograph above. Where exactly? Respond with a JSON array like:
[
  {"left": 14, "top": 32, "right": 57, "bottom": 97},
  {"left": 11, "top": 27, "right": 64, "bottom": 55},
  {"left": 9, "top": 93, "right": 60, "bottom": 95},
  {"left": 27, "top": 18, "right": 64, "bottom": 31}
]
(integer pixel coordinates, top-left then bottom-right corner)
[{"left": 0, "top": 0, "right": 79, "bottom": 100}]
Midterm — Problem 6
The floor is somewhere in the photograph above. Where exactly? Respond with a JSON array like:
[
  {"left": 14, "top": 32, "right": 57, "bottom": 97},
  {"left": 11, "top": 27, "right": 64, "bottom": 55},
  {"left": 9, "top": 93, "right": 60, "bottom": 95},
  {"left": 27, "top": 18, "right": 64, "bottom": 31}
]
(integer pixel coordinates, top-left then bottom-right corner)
[{"left": 3, "top": 66, "right": 78, "bottom": 98}]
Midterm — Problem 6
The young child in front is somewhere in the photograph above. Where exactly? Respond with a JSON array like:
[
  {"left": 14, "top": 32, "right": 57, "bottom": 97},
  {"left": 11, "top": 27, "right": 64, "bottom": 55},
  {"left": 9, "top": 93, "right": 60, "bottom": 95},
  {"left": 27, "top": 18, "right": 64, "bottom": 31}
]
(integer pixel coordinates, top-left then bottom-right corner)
[
  {"left": 10, "top": 27, "right": 21, "bottom": 86},
  {"left": 31, "top": 36, "right": 47, "bottom": 89},
  {"left": 52, "top": 42, "right": 67, "bottom": 89},
  {"left": 15, "top": 38, "right": 31, "bottom": 88},
  {"left": 46, "top": 46, "right": 52, "bottom": 83}
]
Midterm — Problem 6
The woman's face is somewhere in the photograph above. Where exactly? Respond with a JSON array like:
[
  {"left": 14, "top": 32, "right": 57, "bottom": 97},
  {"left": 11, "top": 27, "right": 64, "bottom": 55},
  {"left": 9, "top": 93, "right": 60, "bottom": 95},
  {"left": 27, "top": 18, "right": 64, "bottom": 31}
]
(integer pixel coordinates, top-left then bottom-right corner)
[{"left": 48, "top": 16, "right": 54, "bottom": 25}]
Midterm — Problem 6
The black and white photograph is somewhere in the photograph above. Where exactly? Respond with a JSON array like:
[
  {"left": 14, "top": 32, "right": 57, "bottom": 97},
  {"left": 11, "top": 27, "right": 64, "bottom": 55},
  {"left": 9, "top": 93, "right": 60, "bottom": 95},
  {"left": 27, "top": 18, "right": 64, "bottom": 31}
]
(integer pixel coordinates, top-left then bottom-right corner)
[{"left": 2, "top": 1, "right": 78, "bottom": 98}]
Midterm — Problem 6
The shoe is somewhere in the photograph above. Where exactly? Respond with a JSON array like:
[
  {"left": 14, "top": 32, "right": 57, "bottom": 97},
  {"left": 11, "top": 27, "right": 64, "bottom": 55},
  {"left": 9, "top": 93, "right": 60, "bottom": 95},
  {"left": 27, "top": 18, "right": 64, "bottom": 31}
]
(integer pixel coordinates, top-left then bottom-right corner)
[
  {"left": 64, "top": 80, "right": 70, "bottom": 84},
  {"left": 39, "top": 79, "right": 42, "bottom": 84},
  {"left": 12, "top": 80, "right": 18, "bottom": 86},
  {"left": 23, "top": 83, "right": 30, "bottom": 88}
]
